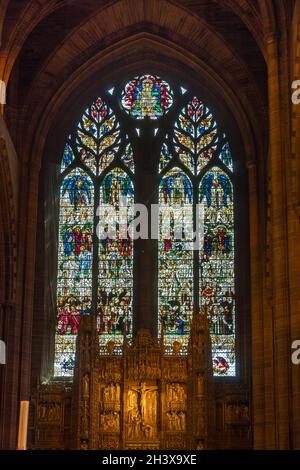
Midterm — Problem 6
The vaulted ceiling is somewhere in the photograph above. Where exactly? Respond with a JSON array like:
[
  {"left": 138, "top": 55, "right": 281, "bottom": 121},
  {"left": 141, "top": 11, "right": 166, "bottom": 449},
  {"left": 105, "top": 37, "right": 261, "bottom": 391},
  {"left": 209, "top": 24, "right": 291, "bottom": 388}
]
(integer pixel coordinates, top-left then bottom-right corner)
[{"left": 0, "top": 0, "right": 295, "bottom": 164}]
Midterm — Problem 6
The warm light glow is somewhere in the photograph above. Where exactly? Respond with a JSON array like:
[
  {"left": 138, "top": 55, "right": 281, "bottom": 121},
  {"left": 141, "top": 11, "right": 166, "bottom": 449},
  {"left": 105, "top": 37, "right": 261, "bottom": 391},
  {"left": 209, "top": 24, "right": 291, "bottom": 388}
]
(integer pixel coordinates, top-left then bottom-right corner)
[{"left": 17, "top": 401, "right": 29, "bottom": 450}]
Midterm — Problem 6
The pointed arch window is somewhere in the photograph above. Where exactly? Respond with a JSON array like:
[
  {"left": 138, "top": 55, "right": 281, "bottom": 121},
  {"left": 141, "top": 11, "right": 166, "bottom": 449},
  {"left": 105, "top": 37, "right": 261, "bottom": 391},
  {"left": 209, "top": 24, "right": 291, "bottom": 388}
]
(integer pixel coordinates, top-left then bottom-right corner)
[
  {"left": 158, "top": 168, "right": 194, "bottom": 354},
  {"left": 54, "top": 78, "right": 238, "bottom": 378},
  {"left": 158, "top": 96, "right": 236, "bottom": 376},
  {"left": 54, "top": 98, "right": 134, "bottom": 376}
]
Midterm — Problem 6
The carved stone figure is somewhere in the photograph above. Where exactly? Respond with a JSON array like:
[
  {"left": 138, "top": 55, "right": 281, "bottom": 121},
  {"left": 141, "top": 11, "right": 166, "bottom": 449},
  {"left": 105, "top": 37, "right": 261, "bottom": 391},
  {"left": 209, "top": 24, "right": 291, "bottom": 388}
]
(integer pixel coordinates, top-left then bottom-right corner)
[
  {"left": 82, "top": 374, "right": 89, "bottom": 398},
  {"left": 100, "top": 412, "right": 119, "bottom": 432},
  {"left": 127, "top": 409, "right": 142, "bottom": 438}
]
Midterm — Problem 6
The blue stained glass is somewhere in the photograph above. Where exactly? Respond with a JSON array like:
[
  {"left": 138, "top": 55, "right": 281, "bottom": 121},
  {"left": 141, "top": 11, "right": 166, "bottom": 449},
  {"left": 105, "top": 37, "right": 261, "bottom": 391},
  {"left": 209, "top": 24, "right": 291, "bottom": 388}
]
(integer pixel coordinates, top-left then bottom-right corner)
[{"left": 199, "top": 167, "right": 235, "bottom": 376}]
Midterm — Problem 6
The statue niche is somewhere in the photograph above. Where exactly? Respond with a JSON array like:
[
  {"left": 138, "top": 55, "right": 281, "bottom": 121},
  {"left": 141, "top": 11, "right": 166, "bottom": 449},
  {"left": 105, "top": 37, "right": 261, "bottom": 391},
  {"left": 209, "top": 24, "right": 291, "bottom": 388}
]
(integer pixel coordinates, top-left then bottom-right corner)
[{"left": 126, "top": 382, "right": 158, "bottom": 440}]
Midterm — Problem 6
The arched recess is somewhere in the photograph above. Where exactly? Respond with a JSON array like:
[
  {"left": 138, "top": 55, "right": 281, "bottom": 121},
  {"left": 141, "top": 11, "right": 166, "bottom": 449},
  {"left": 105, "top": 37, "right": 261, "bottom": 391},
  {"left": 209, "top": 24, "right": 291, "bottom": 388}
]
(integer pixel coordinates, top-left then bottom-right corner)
[
  {"left": 25, "top": 35, "right": 256, "bottom": 386},
  {"left": 6, "top": 6, "right": 265, "bottom": 449},
  {"left": 0, "top": 0, "right": 281, "bottom": 451}
]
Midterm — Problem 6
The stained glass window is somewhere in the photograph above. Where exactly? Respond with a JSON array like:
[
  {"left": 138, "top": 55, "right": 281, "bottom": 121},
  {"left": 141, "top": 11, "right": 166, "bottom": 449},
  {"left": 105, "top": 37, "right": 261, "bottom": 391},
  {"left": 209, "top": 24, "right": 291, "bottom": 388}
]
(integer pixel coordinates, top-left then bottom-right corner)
[
  {"left": 159, "top": 95, "right": 236, "bottom": 376},
  {"left": 55, "top": 81, "right": 238, "bottom": 379},
  {"left": 98, "top": 168, "right": 134, "bottom": 353},
  {"left": 61, "top": 141, "right": 75, "bottom": 171},
  {"left": 158, "top": 168, "right": 194, "bottom": 354},
  {"left": 121, "top": 74, "right": 173, "bottom": 119},
  {"left": 55, "top": 97, "right": 134, "bottom": 376},
  {"left": 54, "top": 168, "right": 94, "bottom": 376},
  {"left": 199, "top": 168, "right": 235, "bottom": 375}
]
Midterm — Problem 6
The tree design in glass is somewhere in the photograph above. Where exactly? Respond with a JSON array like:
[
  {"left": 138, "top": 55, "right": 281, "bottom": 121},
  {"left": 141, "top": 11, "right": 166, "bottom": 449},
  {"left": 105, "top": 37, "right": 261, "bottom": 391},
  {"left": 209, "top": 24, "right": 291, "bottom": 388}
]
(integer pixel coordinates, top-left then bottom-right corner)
[
  {"left": 54, "top": 168, "right": 94, "bottom": 376},
  {"left": 98, "top": 168, "right": 134, "bottom": 352},
  {"left": 121, "top": 74, "right": 173, "bottom": 119},
  {"left": 174, "top": 97, "right": 218, "bottom": 174},
  {"left": 76, "top": 97, "right": 120, "bottom": 175},
  {"left": 199, "top": 167, "right": 235, "bottom": 376},
  {"left": 158, "top": 168, "right": 193, "bottom": 354}
]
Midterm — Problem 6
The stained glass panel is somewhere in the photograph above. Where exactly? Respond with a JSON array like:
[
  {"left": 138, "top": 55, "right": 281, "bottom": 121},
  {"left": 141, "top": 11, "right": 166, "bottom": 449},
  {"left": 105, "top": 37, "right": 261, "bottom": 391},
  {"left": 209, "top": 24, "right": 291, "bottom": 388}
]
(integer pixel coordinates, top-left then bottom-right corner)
[
  {"left": 61, "top": 141, "right": 75, "bottom": 172},
  {"left": 199, "top": 167, "right": 235, "bottom": 376},
  {"left": 98, "top": 168, "right": 134, "bottom": 352},
  {"left": 121, "top": 143, "right": 135, "bottom": 173},
  {"left": 121, "top": 74, "right": 173, "bottom": 119},
  {"left": 159, "top": 142, "right": 173, "bottom": 173},
  {"left": 76, "top": 97, "right": 120, "bottom": 175},
  {"left": 54, "top": 168, "right": 94, "bottom": 376},
  {"left": 158, "top": 169, "right": 194, "bottom": 354},
  {"left": 219, "top": 142, "right": 233, "bottom": 171},
  {"left": 174, "top": 97, "right": 218, "bottom": 174}
]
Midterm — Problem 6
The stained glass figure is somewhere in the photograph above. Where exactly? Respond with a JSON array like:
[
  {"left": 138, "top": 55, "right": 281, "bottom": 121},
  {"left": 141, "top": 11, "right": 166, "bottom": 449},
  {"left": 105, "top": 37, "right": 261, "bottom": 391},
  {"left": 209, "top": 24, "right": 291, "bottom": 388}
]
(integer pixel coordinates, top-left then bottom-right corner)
[
  {"left": 121, "top": 74, "right": 173, "bottom": 119},
  {"left": 199, "top": 167, "right": 235, "bottom": 376},
  {"left": 158, "top": 168, "right": 194, "bottom": 354},
  {"left": 61, "top": 141, "right": 75, "bottom": 172},
  {"left": 219, "top": 142, "right": 233, "bottom": 171},
  {"left": 76, "top": 97, "right": 120, "bottom": 175},
  {"left": 174, "top": 97, "right": 218, "bottom": 174},
  {"left": 159, "top": 142, "right": 173, "bottom": 173},
  {"left": 54, "top": 168, "right": 94, "bottom": 376},
  {"left": 121, "top": 143, "right": 134, "bottom": 173},
  {"left": 98, "top": 168, "right": 134, "bottom": 353}
]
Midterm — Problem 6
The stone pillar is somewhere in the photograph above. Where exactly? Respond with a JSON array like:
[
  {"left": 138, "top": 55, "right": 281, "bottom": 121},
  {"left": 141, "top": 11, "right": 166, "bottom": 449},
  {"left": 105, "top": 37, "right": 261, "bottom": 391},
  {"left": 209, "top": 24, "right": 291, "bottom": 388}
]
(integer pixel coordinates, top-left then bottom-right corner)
[
  {"left": 264, "top": 30, "right": 291, "bottom": 449},
  {"left": 288, "top": 0, "right": 300, "bottom": 448}
]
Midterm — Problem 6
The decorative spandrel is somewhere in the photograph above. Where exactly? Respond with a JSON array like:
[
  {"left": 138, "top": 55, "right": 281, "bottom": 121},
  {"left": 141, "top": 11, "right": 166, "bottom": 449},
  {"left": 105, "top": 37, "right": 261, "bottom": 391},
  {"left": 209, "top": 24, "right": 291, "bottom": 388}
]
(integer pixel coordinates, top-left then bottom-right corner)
[
  {"left": 158, "top": 168, "right": 193, "bottom": 353},
  {"left": 121, "top": 74, "right": 173, "bottom": 119},
  {"left": 98, "top": 168, "right": 134, "bottom": 351},
  {"left": 54, "top": 168, "right": 94, "bottom": 377},
  {"left": 199, "top": 167, "right": 235, "bottom": 376}
]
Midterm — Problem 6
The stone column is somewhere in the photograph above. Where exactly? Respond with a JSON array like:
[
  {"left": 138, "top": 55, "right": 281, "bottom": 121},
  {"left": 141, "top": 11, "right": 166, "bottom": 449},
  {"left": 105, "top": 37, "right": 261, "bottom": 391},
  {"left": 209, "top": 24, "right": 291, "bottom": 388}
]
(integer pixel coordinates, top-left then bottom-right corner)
[{"left": 264, "top": 30, "right": 291, "bottom": 449}]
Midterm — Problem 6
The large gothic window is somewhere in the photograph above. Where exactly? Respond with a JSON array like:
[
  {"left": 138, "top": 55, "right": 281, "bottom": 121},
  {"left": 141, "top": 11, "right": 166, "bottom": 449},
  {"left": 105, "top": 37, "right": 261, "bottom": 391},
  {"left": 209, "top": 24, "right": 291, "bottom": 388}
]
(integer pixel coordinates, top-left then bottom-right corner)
[{"left": 54, "top": 75, "right": 236, "bottom": 378}]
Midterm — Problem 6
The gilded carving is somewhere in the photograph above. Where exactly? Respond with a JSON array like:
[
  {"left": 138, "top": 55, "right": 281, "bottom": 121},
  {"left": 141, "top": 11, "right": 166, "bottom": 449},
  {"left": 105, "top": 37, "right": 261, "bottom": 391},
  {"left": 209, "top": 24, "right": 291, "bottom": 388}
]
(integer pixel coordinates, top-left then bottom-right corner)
[
  {"left": 38, "top": 402, "right": 61, "bottom": 423},
  {"left": 82, "top": 374, "right": 89, "bottom": 398},
  {"left": 127, "top": 382, "right": 158, "bottom": 440},
  {"left": 167, "top": 383, "right": 186, "bottom": 407},
  {"left": 33, "top": 315, "right": 218, "bottom": 449},
  {"left": 100, "top": 411, "right": 120, "bottom": 432},
  {"left": 167, "top": 411, "right": 186, "bottom": 432},
  {"left": 225, "top": 402, "right": 249, "bottom": 424},
  {"left": 103, "top": 383, "right": 120, "bottom": 403}
]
